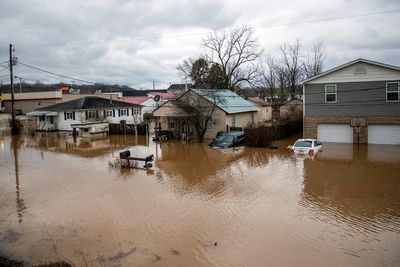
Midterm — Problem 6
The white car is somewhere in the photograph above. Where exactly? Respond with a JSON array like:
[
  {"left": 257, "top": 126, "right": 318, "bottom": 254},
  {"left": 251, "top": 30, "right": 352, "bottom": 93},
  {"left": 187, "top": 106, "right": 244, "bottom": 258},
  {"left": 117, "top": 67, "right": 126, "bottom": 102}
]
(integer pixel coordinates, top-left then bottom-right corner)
[{"left": 288, "top": 139, "right": 322, "bottom": 156}]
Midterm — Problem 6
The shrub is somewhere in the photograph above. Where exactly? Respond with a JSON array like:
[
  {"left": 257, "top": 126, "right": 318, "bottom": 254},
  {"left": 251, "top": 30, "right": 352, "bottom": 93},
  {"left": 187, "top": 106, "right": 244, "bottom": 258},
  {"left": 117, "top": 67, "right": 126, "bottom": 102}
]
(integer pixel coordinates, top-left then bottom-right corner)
[{"left": 244, "top": 124, "right": 273, "bottom": 147}]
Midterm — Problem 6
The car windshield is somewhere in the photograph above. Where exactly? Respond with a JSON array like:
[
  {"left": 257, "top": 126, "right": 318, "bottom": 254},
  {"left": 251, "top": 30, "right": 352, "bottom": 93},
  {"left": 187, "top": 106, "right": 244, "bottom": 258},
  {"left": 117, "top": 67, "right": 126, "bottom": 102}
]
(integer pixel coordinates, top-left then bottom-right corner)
[
  {"left": 214, "top": 135, "right": 235, "bottom": 143},
  {"left": 294, "top": 140, "right": 312, "bottom": 148}
]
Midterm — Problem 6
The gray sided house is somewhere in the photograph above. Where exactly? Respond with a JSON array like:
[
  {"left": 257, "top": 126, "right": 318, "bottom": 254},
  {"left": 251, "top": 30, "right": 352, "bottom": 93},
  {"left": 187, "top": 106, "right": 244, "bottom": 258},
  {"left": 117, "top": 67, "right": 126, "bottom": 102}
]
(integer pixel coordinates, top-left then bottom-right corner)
[
  {"left": 302, "top": 58, "right": 400, "bottom": 145},
  {"left": 27, "top": 96, "right": 142, "bottom": 132}
]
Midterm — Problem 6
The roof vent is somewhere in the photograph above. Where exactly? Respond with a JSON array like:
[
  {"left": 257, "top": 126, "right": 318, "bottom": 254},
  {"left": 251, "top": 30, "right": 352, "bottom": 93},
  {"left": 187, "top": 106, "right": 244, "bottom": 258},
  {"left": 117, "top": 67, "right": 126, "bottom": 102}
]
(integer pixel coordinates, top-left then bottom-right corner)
[{"left": 354, "top": 66, "right": 367, "bottom": 74}]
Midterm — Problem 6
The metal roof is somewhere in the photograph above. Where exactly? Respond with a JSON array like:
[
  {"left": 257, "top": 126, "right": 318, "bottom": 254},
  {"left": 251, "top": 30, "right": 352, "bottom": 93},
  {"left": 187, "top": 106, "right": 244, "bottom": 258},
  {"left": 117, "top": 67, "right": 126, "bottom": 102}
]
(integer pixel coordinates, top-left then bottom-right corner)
[
  {"left": 34, "top": 96, "right": 140, "bottom": 111},
  {"left": 191, "top": 89, "right": 258, "bottom": 114}
]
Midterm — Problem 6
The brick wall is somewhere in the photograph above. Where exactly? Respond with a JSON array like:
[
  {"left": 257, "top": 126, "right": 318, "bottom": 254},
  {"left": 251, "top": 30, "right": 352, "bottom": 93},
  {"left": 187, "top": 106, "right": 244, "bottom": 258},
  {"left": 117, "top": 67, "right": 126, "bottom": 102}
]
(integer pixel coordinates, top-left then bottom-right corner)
[{"left": 304, "top": 116, "right": 400, "bottom": 143}]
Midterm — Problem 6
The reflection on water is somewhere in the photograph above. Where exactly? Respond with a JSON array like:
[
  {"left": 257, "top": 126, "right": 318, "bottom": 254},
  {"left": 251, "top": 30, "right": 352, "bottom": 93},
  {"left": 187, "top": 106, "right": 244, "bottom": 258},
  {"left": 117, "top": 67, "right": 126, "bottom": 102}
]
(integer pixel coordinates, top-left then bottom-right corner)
[{"left": 0, "top": 134, "right": 399, "bottom": 267}]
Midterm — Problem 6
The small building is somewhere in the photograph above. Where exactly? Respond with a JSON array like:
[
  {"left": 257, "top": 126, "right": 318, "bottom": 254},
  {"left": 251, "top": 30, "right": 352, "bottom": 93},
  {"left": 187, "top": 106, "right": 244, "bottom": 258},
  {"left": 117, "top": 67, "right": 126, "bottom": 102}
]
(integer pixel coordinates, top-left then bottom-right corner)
[
  {"left": 247, "top": 97, "right": 272, "bottom": 123},
  {"left": 153, "top": 89, "right": 258, "bottom": 139},
  {"left": 280, "top": 98, "right": 303, "bottom": 120},
  {"left": 27, "top": 96, "right": 142, "bottom": 132},
  {"left": 302, "top": 58, "right": 400, "bottom": 144}
]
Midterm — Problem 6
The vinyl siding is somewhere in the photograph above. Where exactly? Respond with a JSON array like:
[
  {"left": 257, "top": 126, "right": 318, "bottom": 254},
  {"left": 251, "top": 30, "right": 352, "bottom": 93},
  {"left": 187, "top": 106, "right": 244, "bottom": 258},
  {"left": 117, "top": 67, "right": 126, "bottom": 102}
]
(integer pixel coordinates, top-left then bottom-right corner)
[{"left": 304, "top": 80, "right": 400, "bottom": 117}]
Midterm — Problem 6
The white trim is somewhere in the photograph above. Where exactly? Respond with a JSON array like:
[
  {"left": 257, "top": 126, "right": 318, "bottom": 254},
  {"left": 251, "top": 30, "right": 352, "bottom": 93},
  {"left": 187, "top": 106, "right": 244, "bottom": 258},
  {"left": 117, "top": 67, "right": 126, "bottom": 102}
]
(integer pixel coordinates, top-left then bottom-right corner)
[
  {"left": 386, "top": 82, "right": 400, "bottom": 102},
  {"left": 302, "top": 58, "right": 400, "bottom": 84},
  {"left": 65, "top": 111, "right": 74, "bottom": 120},
  {"left": 325, "top": 84, "right": 337, "bottom": 103}
]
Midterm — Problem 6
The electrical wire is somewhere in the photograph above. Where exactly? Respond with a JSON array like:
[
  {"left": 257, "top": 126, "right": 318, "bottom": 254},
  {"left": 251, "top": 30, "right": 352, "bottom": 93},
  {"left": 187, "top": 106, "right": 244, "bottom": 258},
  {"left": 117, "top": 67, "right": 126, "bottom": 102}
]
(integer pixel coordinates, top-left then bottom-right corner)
[
  {"left": 12, "top": 9, "right": 400, "bottom": 47},
  {"left": 17, "top": 61, "right": 96, "bottom": 84}
]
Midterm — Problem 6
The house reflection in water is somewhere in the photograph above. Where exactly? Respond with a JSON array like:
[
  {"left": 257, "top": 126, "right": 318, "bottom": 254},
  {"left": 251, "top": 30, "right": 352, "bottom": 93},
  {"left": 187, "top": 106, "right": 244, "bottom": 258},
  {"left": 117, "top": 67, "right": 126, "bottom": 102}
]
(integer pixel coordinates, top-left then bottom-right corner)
[
  {"left": 301, "top": 142, "right": 400, "bottom": 231},
  {"left": 27, "top": 134, "right": 151, "bottom": 159}
]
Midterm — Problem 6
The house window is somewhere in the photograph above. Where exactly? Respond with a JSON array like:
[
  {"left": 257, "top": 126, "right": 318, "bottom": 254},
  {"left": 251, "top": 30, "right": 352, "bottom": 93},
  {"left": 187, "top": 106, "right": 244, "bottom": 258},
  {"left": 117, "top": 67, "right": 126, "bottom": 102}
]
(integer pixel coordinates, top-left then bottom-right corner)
[
  {"left": 251, "top": 113, "right": 255, "bottom": 124},
  {"left": 39, "top": 115, "right": 45, "bottom": 122},
  {"left": 87, "top": 111, "right": 98, "bottom": 119},
  {"left": 386, "top": 82, "right": 399, "bottom": 102},
  {"left": 169, "top": 122, "right": 175, "bottom": 129},
  {"left": 325, "top": 84, "right": 337, "bottom": 103},
  {"left": 132, "top": 108, "right": 141, "bottom": 115},
  {"left": 105, "top": 110, "right": 113, "bottom": 117},
  {"left": 65, "top": 112, "right": 74, "bottom": 120},
  {"left": 207, "top": 120, "right": 213, "bottom": 130},
  {"left": 120, "top": 109, "right": 127, "bottom": 116},
  {"left": 231, "top": 114, "right": 236, "bottom": 127}
]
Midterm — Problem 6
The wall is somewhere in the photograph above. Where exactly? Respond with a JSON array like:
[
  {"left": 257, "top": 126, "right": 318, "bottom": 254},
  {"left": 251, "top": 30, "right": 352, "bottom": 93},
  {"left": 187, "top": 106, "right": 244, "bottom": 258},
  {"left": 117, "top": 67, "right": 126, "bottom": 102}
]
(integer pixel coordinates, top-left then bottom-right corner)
[
  {"left": 304, "top": 116, "right": 400, "bottom": 143},
  {"left": 4, "top": 99, "right": 60, "bottom": 114},
  {"left": 304, "top": 80, "right": 400, "bottom": 117}
]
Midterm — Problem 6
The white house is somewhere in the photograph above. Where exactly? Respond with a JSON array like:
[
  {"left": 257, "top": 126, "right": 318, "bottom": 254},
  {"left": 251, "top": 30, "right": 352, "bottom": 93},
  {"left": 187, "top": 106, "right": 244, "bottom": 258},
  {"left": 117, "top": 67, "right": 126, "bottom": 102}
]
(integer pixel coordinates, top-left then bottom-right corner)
[{"left": 27, "top": 96, "right": 142, "bottom": 131}]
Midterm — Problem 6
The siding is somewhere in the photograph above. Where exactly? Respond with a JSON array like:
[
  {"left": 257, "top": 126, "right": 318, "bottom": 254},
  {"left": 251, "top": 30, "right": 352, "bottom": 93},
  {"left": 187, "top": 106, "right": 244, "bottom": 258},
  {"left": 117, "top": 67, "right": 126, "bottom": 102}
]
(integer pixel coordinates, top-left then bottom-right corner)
[{"left": 304, "top": 80, "right": 400, "bottom": 116}]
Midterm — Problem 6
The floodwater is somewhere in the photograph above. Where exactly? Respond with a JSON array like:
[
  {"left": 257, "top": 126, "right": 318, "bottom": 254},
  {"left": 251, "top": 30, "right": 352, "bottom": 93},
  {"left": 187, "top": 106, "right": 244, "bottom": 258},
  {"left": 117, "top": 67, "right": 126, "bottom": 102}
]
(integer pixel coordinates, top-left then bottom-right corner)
[{"left": 0, "top": 134, "right": 399, "bottom": 267}]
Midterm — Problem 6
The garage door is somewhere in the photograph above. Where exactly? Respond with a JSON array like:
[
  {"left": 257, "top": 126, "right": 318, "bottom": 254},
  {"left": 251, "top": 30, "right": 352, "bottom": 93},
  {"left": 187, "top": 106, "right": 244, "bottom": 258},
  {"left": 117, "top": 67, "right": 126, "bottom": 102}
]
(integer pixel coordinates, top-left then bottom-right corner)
[
  {"left": 368, "top": 125, "right": 400, "bottom": 144},
  {"left": 317, "top": 124, "right": 353, "bottom": 143}
]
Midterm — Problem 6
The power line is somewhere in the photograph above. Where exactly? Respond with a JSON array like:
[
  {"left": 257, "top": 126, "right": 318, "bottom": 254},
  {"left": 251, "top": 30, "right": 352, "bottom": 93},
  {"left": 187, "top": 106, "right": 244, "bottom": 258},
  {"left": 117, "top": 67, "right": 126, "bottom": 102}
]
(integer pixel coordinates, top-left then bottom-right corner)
[
  {"left": 17, "top": 61, "right": 97, "bottom": 84},
  {"left": 255, "top": 9, "right": 400, "bottom": 30},
  {"left": 13, "top": 9, "right": 400, "bottom": 47}
]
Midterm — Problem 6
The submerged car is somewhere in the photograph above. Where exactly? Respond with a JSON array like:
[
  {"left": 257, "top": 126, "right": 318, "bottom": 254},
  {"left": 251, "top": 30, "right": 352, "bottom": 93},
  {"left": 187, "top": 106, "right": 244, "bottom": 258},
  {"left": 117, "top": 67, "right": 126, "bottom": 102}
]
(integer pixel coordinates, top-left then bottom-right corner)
[
  {"left": 288, "top": 139, "right": 322, "bottom": 156},
  {"left": 208, "top": 131, "right": 245, "bottom": 149}
]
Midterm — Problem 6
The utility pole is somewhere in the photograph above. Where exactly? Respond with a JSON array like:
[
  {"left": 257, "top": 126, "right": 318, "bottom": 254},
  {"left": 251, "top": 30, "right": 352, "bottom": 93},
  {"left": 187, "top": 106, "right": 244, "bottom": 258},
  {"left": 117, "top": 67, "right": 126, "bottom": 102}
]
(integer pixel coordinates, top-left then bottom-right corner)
[{"left": 9, "top": 44, "right": 18, "bottom": 134}]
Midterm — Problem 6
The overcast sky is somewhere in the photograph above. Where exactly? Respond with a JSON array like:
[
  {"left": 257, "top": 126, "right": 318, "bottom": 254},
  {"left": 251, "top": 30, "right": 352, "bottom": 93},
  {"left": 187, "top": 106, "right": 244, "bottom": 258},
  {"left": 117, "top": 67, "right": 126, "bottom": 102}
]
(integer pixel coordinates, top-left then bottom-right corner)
[{"left": 0, "top": 0, "right": 399, "bottom": 89}]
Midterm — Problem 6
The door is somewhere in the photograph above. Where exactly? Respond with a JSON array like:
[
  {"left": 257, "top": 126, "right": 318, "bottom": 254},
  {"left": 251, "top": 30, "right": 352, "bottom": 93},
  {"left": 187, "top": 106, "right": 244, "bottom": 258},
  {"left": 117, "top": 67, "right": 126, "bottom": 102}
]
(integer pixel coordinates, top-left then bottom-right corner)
[
  {"left": 317, "top": 124, "right": 353, "bottom": 143},
  {"left": 368, "top": 125, "right": 400, "bottom": 144}
]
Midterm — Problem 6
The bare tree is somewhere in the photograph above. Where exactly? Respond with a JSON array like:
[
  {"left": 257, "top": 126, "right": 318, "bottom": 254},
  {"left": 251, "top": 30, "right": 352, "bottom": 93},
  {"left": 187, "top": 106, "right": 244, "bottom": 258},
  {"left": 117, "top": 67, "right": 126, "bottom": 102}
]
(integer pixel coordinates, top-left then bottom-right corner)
[
  {"left": 203, "top": 25, "right": 263, "bottom": 91},
  {"left": 303, "top": 41, "right": 326, "bottom": 79},
  {"left": 176, "top": 90, "right": 224, "bottom": 142},
  {"left": 278, "top": 40, "right": 302, "bottom": 99}
]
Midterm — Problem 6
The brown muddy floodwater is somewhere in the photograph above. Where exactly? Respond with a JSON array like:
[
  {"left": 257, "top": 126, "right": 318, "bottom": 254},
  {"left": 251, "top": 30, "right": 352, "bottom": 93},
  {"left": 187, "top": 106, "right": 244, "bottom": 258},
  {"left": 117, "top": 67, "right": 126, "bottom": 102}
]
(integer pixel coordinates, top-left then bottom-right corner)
[{"left": 0, "top": 134, "right": 399, "bottom": 266}]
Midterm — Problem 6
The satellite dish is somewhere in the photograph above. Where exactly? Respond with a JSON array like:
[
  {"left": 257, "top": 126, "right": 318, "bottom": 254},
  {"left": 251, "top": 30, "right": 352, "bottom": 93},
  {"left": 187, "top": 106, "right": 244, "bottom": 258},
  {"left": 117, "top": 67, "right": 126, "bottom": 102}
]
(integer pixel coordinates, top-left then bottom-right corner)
[{"left": 154, "top": 95, "right": 161, "bottom": 102}]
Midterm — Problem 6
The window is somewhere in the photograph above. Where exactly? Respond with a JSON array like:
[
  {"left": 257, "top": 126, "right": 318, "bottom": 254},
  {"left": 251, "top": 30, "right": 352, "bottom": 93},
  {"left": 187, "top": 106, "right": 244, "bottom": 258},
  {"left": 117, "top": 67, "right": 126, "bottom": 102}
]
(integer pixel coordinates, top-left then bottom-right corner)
[
  {"left": 169, "top": 122, "right": 175, "bottom": 129},
  {"left": 65, "top": 112, "right": 74, "bottom": 120},
  {"left": 132, "top": 108, "right": 141, "bottom": 115},
  {"left": 207, "top": 120, "right": 213, "bottom": 130},
  {"left": 325, "top": 84, "right": 337, "bottom": 103},
  {"left": 251, "top": 113, "right": 255, "bottom": 124},
  {"left": 39, "top": 115, "right": 45, "bottom": 122},
  {"left": 87, "top": 111, "right": 97, "bottom": 119},
  {"left": 105, "top": 110, "right": 113, "bottom": 117},
  {"left": 386, "top": 82, "right": 399, "bottom": 102},
  {"left": 231, "top": 114, "right": 236, "bottom": 127},
  {"left": 120, "top": 109, "right": 127, "bottom": 116}
]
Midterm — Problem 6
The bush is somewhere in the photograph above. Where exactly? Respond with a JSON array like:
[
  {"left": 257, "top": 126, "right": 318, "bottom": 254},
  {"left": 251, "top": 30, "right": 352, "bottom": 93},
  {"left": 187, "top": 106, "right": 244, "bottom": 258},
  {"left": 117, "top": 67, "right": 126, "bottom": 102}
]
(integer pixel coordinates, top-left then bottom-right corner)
[{"left": 244, "top": 124, "right": 273, "bottom": 147}]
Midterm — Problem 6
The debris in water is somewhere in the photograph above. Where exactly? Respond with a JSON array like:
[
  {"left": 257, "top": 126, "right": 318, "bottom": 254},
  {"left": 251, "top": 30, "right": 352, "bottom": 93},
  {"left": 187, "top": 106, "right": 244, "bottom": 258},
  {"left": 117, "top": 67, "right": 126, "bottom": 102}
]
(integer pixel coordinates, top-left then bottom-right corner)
[
  {"left": 169, "top": 249, "right": 180, "bottom": 255},
  {"left": 108, "top": 247, "right": 137, "bottom": 262}
]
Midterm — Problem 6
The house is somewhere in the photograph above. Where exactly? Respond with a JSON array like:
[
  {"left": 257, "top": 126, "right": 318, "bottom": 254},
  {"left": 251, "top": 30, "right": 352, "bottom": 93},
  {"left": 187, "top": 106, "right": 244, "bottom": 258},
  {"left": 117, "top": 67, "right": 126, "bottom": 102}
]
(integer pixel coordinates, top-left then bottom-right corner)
[
  {"left": 280, "top": 98, "right": 303, "bottom": 120},
  {"left": 167, "top": 83, "right": 192, "bottom": 93},
  {"left": 302, "top": 58, "right": 400, "bottom": 144},
  {"left": 152, "top": 89, "right": 258, "bottom": 139},
  {"left": 247, "top": 97, "right": 272, "bottom": 123},
  {"left": 27, "top": 96, "right": 142, "bottom": 132}
]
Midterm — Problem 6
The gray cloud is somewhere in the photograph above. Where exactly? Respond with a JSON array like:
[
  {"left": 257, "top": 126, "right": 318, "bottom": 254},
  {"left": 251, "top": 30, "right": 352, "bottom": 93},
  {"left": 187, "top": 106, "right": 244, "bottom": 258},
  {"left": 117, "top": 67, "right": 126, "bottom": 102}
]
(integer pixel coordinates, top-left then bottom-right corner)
[{"left": 0, "top": 0, "right": 399, "bottom": 88}]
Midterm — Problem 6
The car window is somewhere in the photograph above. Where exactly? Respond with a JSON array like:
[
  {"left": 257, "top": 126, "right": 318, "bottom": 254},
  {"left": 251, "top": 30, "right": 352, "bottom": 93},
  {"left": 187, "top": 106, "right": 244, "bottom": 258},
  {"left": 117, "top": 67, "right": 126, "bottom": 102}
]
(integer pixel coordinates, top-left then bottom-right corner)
[{"left": 294, "top": 140, "right": 312, "bottom": 148}]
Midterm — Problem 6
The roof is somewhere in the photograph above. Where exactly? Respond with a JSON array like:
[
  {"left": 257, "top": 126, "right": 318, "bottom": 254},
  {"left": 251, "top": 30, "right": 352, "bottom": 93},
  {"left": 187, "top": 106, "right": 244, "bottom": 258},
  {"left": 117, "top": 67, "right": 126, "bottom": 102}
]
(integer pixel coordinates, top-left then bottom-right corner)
[
  {"left": 191, "top": 89, "right": 258, "bottom": 114},
  {"left": 120, "top": 96, "right": 149, "bottom": 105},
  {"left": 148, "top": 92, "right": 178, "bottom": 100},
  {"left": 247, "top": 97, "right": 272, "bottom": 107},
  {"left": 167, "top": 83, "right": 192, "bottom": 91},
  {"left": 35, "top": 96, "right": 140, "bottom": 112},
  {"left": 302, "top": 58, "right": 400, "bottom": 84}
]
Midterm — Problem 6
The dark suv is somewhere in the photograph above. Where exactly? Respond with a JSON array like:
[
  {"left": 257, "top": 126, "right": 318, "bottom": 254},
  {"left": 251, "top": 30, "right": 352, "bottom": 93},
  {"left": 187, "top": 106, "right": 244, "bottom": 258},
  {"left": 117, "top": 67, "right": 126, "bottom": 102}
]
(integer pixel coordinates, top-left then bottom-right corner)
[{"left": 208, "top": 131, "right": 245, "bottom": 149}]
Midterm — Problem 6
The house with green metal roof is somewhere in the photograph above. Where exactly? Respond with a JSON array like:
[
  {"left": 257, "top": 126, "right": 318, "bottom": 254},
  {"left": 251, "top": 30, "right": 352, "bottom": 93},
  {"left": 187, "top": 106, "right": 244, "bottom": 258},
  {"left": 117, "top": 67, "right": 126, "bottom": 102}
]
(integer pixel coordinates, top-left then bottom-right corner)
[{"left": 152, "top": 89, "right": 259, "bottom": 140}]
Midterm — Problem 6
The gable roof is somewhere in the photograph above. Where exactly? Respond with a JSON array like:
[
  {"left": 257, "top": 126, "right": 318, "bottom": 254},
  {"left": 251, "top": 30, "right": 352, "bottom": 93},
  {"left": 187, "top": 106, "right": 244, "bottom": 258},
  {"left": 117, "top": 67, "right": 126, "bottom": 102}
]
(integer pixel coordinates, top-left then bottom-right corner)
[
  {"left": 120, "top": 96, "right": 150, "bottom": 105},
  {"left": 302, "top": 58, "right": 400, "bottom": 84},
  {"left": 191, "top": 89, "right": 258, "bottom": 114},
  {"left": 247, "top": 97, "right": 272, "bottom": 107},
  {"left": 35, "top": 96, "right": 140, "bottom": 111}
]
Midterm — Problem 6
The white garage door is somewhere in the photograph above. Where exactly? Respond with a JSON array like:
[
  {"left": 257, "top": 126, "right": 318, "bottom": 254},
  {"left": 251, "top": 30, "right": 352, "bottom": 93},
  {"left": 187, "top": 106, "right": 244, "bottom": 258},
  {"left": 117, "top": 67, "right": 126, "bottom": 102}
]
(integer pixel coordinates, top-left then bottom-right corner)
[
  {"left": 317, "top": 124, "right": 353, "bottom": 143},
  {"left": 368, "top": 125, "right": 400, "bottom": 144}
]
